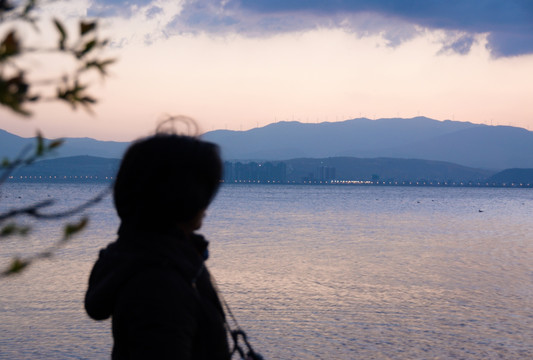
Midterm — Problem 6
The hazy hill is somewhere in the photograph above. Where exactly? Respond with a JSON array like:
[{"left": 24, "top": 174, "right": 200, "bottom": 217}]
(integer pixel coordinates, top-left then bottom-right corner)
[
  {"left": 0, "top": 129, "right": 128, "bottom": 159},
  {"left": 486, "top": 168, "right": 533, "bottom": 185},
  {"left": 375, "top": 125, "right": 533, "bottom": 170},
  {"left": 203, "top": 117, "right": 533, "bottom": 170},
  {"left": 204, "top": 117, "right": 475, "bottom": 159},
  {"left": 285, "top": 157, "right": 495, "bottom": 182},
  {"left": 4, "top": 155, "right": 495, "bottom": 184},
  {"left": 7, "top": 155, "right": 120, "bottom": 180}
]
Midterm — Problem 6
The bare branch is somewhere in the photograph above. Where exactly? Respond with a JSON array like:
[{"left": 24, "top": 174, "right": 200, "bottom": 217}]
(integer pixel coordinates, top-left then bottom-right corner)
[
  {"left": 29, "top": 185, "right": 111, "bottom": 219},
  {"left": 0, "top": 185, "right": 111, "bottom": 223},
  {"left": 0, "top": 199, "right": 54, "bottom": 222}
]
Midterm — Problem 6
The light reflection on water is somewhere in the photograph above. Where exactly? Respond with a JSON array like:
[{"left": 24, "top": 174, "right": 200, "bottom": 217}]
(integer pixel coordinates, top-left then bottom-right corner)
[{"left": 1, "top": 183, "right": 532, "bottom": 359}]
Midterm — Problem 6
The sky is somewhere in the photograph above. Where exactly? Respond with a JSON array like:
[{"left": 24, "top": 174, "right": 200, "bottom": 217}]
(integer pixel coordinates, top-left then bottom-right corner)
[{"left": 1, "top": 0, "right": 533, "bottom": 141}]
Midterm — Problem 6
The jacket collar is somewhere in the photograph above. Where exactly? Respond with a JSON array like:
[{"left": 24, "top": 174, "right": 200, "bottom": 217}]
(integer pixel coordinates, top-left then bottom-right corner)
[{"left": 116, "top": 222, "right": 209, "bottom": 282}]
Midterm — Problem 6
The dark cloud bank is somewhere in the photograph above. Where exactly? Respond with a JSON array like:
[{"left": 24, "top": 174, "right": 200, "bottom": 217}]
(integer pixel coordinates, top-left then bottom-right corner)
[{"left": 90, "top": 0, "right": 533, "bottom": 57}]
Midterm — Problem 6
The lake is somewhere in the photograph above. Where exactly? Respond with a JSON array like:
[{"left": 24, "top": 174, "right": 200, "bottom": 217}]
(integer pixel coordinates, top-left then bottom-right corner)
[{"left": 1, "top": 183, "right": 532, "bottom": 359}]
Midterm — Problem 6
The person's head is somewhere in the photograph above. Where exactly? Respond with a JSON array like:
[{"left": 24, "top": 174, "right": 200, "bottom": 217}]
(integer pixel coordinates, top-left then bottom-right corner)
[{"left": 113, "top": 130, "right": 222, "bottom": 231}]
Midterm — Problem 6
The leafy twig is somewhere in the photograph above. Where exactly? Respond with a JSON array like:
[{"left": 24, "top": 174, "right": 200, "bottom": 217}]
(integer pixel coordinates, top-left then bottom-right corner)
[
  {"left": 0, "top": 133, "right": 63, "bottom": 185},
  {"left": 0, "top": 184, "right": 112, "bottom": 223},
  {"left": 1, "top": 216, "right": 89, "bottom": 277}
]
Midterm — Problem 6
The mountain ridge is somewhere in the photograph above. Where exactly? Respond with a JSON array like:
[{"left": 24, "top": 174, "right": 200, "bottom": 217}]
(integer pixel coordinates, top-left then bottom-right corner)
[
  {"left": 2, "top": 116, "right": 533, "bottom": 170},
  {"left": 202, "top": 117, "right": 533, "bottom": 170},
  {"left": 0, "top": 129, "right": 128, "bottom": 159}
]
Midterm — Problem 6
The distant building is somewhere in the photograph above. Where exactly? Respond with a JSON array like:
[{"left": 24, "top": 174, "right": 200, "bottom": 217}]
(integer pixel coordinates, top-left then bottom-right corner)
[
  {"left": 224, "top": 161, "right": 287, "bottom": 183},
  {"left": 316, "top": 166, "right": 336, "bottom": 182},
  {"left": 223, "top": 161, "right": 234, "bottom": 181}
]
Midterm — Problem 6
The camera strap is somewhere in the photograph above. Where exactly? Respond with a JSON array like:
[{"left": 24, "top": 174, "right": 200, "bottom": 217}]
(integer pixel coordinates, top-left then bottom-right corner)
[{"left": 210, "top": 275, "right": 264, "bottom": 360}]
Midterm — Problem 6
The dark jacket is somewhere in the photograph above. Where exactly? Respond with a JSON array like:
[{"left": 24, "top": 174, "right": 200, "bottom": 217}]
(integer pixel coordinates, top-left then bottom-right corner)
[{"left": 85, "top": 224, "right": 230, "bottom": 360}]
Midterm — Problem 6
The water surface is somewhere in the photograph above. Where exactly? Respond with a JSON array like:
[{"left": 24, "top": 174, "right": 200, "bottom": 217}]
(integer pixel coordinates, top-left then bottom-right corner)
[{"left": 1, "top": 184, "right": 532, "bottom": 359}]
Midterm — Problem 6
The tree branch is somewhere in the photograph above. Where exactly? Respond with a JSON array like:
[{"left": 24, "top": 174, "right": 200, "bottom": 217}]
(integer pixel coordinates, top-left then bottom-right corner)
[{"left": 0, "top": 185, "right": 111, "bottom": 223}]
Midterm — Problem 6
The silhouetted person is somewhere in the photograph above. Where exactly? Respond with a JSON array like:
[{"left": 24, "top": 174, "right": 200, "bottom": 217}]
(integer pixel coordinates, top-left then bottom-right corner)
[{"left": 85, "top": 130, "right": 230, "bottom": 359}]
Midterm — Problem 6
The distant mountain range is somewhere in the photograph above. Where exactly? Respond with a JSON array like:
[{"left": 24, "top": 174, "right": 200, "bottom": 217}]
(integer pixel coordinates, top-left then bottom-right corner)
[
  {"left": 2, "top": 117, "right": 533, "bottom": 171},
  {"left": 486, "top": 168, "right": 533, "bottom": 185},
  {"left": 0, "top": 129, "right": 128, "bottom": 160},
  {"left": 203, "top": 117, "right": 533, "bottom": 170},
  {"left": 284, "top": 157, "right": 494, "bottom": 183}
]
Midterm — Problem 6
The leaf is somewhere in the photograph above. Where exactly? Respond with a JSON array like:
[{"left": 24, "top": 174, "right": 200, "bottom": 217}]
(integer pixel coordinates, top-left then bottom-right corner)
[
  {"left": 76, "top": 39, "right": 96, "bottom": 59},
  {"left": 22, "top": 0, "right": 35, "bottom": 16},
  {"left": 0, "top": 73, "right": 32, "bottom": 116},
  {"left": 57, "top": 81, "right": 82, "bottom": 105},
  {"left": 84, "top": 58, "right": 116, "bottom": 76},
  {"left": 63, "top": 217, "right": 88, "bottom": 240},
  {"left": 48, "top": 139, "right": 64, "bottom": 150},
  {"left": 57, "top": 80, "right": 96, "bottom": 111},
  {"left": 0, "top": 223, "right": 16, "bottom": 236},
  {"left": 54, "top": 19, "right": 67, "bottom": 50},
  {"left": 80, "top": 96, "right": 96, "bottom": 104},
  {"left": 0, "top": 223, "right": 30, "bottom": 237},
  {"left": 2, "top": 257, "right": 29, "bottom": 276},
  {"left": 35, "top": 131, "right": 44, "bottom": 156},
  {"left": 0, "top": 31, "right": 20, "bottom": 62},
  {"left": 80, "top": 21, "right": 96, "bottom": 36}
]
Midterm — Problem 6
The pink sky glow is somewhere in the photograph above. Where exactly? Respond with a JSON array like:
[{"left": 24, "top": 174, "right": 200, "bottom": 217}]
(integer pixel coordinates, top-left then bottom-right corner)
[{"left": 1, "top": 1, "right": 532, "bottom": 141}]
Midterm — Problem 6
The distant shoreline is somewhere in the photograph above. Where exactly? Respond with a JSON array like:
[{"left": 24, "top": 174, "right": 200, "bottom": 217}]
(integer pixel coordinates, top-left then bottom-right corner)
[
  {"left": 223, "top": 180, "right": 533, "bottom": 188},
  {"left": 5, "top": 177, "right": 532, "bottom": 188}
]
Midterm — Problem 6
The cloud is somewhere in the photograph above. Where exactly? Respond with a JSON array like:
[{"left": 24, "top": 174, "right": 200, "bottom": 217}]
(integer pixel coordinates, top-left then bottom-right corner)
[
  {"left": 166, "top": 1, "right": 421, "bottom": 47},
  {"left": 89, "top": 0, "right": 533, "bottom": 57},
  {"left": 87, "top": 1, "right": 182, "bottom": 48},
  {"left": 146, "top": 6, "right": 164, "bottom": 19},
  {"left": 168, "top": 0, "right": 533, "bottom": 57},
  {"left": 88, "top": 0, "right": 154, "bottom": 17},
  {"left": 438, "top": 33, "right": 477, "bottom": 56}
]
